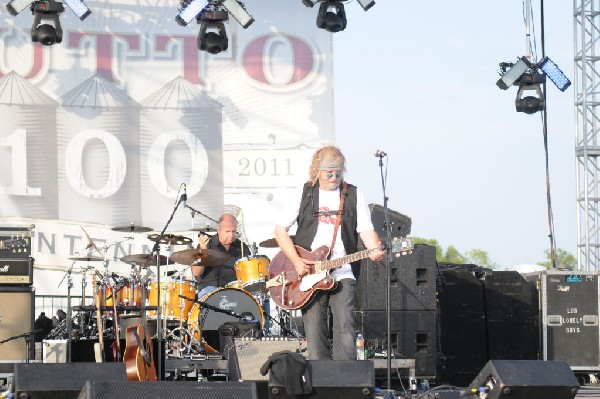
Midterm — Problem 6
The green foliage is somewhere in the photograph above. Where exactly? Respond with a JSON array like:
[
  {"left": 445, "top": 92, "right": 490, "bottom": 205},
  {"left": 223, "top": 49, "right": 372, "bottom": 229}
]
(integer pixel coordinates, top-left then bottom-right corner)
[
  {"left": 412, "top": 237, "right": 499, "bottom": 269},
  {"left": 538, "top": 248, "right": 576, "bottom": 270}
]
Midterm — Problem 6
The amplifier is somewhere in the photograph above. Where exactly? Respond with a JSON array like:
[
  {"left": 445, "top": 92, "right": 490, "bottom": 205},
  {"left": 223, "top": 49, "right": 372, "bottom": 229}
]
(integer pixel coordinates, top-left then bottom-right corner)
[
  {"left": 0, "top": 227, "right": 33, "bottom": 259},
  {"left": 0, "top": 258, "right": 34, "bottom": 285}
]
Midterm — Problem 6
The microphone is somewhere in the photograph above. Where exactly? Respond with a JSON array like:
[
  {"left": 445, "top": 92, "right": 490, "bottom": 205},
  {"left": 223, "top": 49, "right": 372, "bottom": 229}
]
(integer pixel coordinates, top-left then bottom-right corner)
[
  {"left": 181, "top": 183, "right": 187, "bottom": 208},
  {"left": 374, "top": 150, "right": 387, "bottom": 157}
]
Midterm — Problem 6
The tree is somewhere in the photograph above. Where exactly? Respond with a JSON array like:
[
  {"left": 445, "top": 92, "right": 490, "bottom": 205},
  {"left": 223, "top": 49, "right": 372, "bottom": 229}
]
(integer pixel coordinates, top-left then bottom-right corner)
[
  {"left": 412, "top": 237, "right": 498, "bottom": 268},
  {"left": 538, "top": 248, "right": 576, "bottom": 270}
]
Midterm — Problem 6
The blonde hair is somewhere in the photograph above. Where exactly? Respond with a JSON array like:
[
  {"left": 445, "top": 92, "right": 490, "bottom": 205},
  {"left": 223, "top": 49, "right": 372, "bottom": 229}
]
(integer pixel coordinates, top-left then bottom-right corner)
[{"left": 307, "top": 145, "right": 346, "bottom": 187}]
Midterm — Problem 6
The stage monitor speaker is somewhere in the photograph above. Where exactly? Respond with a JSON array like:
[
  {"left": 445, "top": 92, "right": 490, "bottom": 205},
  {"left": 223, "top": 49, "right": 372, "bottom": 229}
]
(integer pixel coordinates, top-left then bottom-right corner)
[
  {"left": 228, "top": 338, "right": 308, "bottom": 381},
  {"left": 466, "top": 360, "right": 579, "bottom": 399},
  {"left": 0, "top": 286, "right": 35, "bottom": 362},
  {"left": 78, "top": 381, "right": 258, "bottom": 399},
  {"left": 268, "top": 360, "right": 374, "bottom": 399},
  {"left": 14, "top": 363, "right": 126, "bottom": 399}
]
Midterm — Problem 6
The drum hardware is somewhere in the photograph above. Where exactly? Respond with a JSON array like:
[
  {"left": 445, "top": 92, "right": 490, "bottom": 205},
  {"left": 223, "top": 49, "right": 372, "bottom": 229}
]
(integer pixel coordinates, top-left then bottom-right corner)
[{"left": 169, "top": 248, "right": 231, "bottom": 267}]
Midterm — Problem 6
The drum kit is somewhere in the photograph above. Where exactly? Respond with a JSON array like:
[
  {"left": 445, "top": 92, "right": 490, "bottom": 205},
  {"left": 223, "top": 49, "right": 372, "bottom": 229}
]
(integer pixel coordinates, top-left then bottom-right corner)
[{"left": 49, "top": 224, "right": 301, "bottom": 359}]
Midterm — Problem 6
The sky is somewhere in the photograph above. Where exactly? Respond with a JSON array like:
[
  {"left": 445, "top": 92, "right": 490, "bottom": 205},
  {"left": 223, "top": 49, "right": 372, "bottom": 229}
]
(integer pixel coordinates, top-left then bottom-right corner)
[{"left": 331, "top": 1, "right": 575, "bottom": 268}]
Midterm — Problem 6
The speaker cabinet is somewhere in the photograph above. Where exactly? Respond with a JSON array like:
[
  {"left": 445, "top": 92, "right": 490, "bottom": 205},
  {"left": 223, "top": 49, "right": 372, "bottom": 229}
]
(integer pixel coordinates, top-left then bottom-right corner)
[
  {"left": 482, "top": 271, "right": 537, "bottom": 360},
  {"left": 14, "top": 363, "right": 127, "bottom": 399},
  {"left": 355, "top": 244, "right": 436, "bottom": 311},
  {"left": 228, "top": 338, "right": 308, "bottom": 381},
  {"left": 268, "top": 360, "right": 374, "bottom": 399},
  {"left": 0, "top": 286, "right": 34, "bottom": 362},
  {"left": 466, "top": 360, "right": 579, "bottom": 399},
  {"left": 368, "top": 203, "right": 412, "bottom": 238},
  {"left": 354, "top": 310, "right": 436, "bottom": 378},
  {"left": 78, "top": 381, "right": 258, "bottom": 399},
  {"left": 437, "top": 267, "right": 487, "bottom": 386}
]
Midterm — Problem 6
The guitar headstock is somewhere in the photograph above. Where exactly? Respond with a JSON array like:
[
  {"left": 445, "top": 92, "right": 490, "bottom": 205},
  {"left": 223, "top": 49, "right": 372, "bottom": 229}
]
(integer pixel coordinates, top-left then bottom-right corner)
[{"left": 391, "top": 236, "right": 415, "bottom": 256}]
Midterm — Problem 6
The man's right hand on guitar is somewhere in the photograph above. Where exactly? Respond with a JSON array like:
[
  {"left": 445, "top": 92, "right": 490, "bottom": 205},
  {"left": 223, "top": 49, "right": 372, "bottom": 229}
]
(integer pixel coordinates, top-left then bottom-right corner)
[{"left": 293, "top": 258, "right": 313, "bottom": 279}]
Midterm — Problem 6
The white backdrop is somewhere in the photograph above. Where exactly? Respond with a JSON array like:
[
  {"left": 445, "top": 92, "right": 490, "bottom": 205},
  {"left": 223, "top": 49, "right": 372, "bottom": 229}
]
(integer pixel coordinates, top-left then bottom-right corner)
[{"left": 0, "top": 0, "right": 334, "bottom": 296}]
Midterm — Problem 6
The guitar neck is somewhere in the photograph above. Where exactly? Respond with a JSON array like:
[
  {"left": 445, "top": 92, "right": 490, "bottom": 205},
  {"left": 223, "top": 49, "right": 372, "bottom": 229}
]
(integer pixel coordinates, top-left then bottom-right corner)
[{"left": 315, "top": 248, "right": 376, "bottom": 272}]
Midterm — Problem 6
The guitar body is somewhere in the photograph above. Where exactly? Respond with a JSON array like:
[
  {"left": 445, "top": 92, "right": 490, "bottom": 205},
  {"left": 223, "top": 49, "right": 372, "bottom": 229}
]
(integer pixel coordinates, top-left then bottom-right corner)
[
  {"left": 268, "top": 245, "right": 336, "bottom": 310},
  {"left": 124, "top": 325, "right": 157, "bottom": 381}
]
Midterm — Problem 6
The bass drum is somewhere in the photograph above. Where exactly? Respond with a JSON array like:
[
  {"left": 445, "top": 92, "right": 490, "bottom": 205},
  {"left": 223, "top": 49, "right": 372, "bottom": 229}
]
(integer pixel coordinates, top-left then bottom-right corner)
[{"left": 187, "top": 288, "right": 264, "bottom": 352}]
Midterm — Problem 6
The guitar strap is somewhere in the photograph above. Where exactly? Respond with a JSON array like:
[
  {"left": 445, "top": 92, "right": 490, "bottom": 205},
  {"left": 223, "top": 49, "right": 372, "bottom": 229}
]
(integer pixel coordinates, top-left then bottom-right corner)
[{"left": 327, "top": 181, "right": 347, "bottom": 260}]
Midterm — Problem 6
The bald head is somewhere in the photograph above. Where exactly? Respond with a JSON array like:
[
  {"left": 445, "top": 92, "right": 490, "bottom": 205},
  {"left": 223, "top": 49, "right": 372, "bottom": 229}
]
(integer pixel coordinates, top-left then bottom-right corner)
[{"left": 217, "top": 213, "right": 238, "bottom": 247}]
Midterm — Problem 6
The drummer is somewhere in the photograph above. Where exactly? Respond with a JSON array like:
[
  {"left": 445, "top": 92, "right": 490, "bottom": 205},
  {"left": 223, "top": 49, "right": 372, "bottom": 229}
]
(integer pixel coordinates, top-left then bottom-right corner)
[{"left": 192, "top": 213, "right": 250, "bottom": 299}]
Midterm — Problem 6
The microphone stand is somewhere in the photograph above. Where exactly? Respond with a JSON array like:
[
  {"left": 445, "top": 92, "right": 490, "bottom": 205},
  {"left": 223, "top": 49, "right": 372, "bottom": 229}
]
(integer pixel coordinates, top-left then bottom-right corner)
[
  {"left": 143, "top": 194, "right": 185, "bottom": 380},
  {"left": 186, "top": 204, "right": 218, "bottom": 225},
  {"left": 376, "top": 152, "right": 396, "bottom": 399}
]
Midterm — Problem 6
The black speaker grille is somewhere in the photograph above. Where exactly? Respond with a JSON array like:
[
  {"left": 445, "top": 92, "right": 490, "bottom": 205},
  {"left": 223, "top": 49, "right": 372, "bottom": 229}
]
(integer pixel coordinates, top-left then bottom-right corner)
[{"left": 79, "top": 381, "right": 257, "bottom": 399}]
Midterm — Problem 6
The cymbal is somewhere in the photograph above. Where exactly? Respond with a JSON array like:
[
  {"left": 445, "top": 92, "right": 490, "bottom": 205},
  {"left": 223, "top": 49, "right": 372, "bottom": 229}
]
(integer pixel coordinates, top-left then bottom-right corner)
[
  {"left": 147, "top": 233, "right": 192, "bottom": 245},
  {"left": 170, "top": 248, "right": 231, "bottom": 267},
  {"left": 259, "top": 235, "right": 295, "bottom": 248},
  {"left": 121, "top": 254, "right": 169, "bottom": 266},
  {"left": 69, "top": 256, "right": 104, "bottom": 262},
  {"left": 190, "top": 227, "right": 216, "bottom": 234},
  {"left": 111, "top": 224, "right": 153, "bottom": 233}
]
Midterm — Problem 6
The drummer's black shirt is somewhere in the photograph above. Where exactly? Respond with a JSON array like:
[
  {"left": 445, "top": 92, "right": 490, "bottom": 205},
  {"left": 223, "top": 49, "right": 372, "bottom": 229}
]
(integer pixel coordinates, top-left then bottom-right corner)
[{"left": 195, "top": 234, "right": 250, "bottom": 294}]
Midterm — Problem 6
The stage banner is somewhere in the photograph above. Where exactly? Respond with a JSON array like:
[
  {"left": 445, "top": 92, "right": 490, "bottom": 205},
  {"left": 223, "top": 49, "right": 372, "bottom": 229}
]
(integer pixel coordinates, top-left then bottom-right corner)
[{"left": 0, "top": 0, "right": 333, "bottom": 294}]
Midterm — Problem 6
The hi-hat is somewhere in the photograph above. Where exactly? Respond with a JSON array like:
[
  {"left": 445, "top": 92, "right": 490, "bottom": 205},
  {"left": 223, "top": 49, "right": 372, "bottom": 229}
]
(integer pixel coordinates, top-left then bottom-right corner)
[
  {"left": 121, "top": 254, "right": 169, "bottom": 266},
  {"left": 170, "top": 248, "right": 231, "bottom": 267},
  {"left": 147, "top": 233, "right": 192, "bottom": 245},
  {"left": 69, "top": 256, "right": 104, "bottom": 262},
  {"left": 111, "top": 224, "right": 153, "bottom": 233},
  {"left": 259, "top": 235, "right": 295, "bottom": 248},
  {"left": 190, "top": 227, "right": 216, "bottom": 234}
]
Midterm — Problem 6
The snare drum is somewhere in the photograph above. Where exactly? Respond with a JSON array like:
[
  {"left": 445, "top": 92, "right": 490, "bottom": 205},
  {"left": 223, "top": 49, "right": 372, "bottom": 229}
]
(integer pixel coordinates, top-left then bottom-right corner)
[
  {"left": 233, "top": 255, "right": 270, "bottom": 293},
  {"left": 187, "top": 287, "right": 264, "bottom": 352},
  {"left": 148, "top": 279, "right": 197, "bottom": 321}
]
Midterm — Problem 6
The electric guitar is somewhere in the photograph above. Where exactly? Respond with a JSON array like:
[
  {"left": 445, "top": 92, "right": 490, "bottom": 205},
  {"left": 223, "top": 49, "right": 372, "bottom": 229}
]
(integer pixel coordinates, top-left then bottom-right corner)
[{"left": 268, "top": 236, "right": 415, "bottom": 310}]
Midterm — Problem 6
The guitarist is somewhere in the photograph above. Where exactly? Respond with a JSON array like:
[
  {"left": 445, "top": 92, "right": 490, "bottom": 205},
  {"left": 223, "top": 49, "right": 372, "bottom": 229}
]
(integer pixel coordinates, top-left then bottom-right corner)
[{"left": 274, "top": 145, "right": 385, "bottom": 361}]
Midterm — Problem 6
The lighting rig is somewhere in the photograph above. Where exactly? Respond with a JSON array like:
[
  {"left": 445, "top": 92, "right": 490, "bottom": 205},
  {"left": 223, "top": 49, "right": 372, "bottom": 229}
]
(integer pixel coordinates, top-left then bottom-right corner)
[
  {"left": 6, "top": 0, "right": 90, "bottom": 46},
  {"left": 176, "top": 0, "right": 253, "bottom": 54},
  {"left": 496, "top": 56, "right": 571, "bottom": 114},
  {"left": 302, "top": 0, "right": 375, "bottom": 33}
]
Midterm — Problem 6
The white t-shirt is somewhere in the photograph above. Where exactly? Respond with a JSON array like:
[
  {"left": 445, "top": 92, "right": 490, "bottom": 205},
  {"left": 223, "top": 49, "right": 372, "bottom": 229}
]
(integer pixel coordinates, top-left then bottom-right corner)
[{"left": 276, "top": 184, "right": 374, "bottom": 281}]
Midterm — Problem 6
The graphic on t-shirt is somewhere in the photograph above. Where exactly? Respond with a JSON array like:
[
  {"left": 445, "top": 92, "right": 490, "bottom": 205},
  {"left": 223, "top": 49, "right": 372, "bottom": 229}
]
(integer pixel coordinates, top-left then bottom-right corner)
[{"left": 317, "top": 207, "right": 338, "bottom": 225}]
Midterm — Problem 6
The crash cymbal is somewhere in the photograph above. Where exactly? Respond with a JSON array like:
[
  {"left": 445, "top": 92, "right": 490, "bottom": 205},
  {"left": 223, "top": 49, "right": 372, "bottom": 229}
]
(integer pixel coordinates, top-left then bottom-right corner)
[
  {"left": 69, "top": 256, "right": 104, "bottom": 262},
  {"left": 147, "top": 233, "right": 192, "bottom": 245},
  {"left": 170, "top": 248, "right": 231, "bottom": 267},
  {"left": 121, "top": 254, "right": 169, "bottom": 266},
  {"left": 111, "top": 224, "right": 153, "bottom": 233},
  {"left": 259, "top": 235, "right": 295, "bottom": 248}
]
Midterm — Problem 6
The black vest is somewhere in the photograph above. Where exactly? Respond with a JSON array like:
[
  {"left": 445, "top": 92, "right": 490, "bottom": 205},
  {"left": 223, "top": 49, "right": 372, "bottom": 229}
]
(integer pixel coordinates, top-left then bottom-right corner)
[{"left": 294, "top": 182, "right": 361, "bottom": 278}]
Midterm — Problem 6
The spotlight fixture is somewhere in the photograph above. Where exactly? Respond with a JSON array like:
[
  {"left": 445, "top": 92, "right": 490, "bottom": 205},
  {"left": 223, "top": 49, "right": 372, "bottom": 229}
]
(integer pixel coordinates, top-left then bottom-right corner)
[
  {"left": 496, "top": 58, "right": 530, "bottom": 90},
  {"left": 515, "top": 81, "right": 545, "bottom": 114},
  {"left": 30, "top": 0, "right": 64, "bottom": 45},
  {"left": 6, "top": 0, "right": 90, "bottom": 19},
  {"left": 176, "top": 0, "right": 253, "bottom": 28},
  {"left": 316, "top": 1, "right": 347, "bottom": 33},
  {"left": 197, "top": 6, "right": 229, "bottom": 54},
  {"left": 356, "top": 0, "right": 375, "bottom": 11}
]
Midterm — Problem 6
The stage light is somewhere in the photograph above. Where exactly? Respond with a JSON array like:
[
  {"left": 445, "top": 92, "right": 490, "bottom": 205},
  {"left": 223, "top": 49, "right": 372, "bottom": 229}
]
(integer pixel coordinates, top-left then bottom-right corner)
[
  {"left": 177, "top": 0, "right": 253, "bottom": 29},
  {"left": 197, "top": 6, "right": 228, "bottom": 53},
  {"left": 356, "top": 0, "right": 375, "bottom": 11},
  {"left": 496, "top": 58, "right": 530, "bottom": 90},
  {"left": 30, "top": 0, "right": 64, "bottom": 45},
  {"left": 7, "top": 0, "right": 89, "bottom": 19},
  {"left": 316, "top": 1, "right": 347, "bottom": 33},
  {"left": 301, "top": 0, "right": 317, "bottom": 6},
  {"left": 538, "top": 56, "right": 571, "bottom": 92},
  {"left": 515, "top": 81, "right": 545, "bottom": 114}
]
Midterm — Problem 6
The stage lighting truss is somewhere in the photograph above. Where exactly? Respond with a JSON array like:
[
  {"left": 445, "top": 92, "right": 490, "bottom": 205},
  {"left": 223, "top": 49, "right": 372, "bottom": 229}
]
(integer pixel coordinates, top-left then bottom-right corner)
[
  {"left": 176, "top": 0, "right": 253, "bottom": 29},
  {"left": 6, "top": 0, "right": 90, "bottom": 20}
]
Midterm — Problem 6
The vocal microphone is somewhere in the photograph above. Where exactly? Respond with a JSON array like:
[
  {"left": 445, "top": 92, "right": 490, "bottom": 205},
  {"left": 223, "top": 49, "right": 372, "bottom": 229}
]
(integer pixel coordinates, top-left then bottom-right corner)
[
  {"left": 374, "top": 150, "right": 387, "bottom": 157},
  {"left": 181, "top": 183, "right": 187, "bottom": 208}
]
